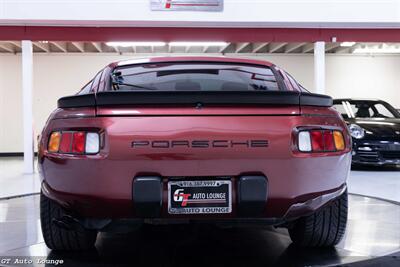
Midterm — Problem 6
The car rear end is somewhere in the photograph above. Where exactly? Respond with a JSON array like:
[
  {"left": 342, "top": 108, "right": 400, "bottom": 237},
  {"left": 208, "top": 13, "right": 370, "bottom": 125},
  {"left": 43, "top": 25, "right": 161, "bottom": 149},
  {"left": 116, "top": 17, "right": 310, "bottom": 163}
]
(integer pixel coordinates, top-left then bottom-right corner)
[{"left": 38, "top": 57, "right": 351, "bottom": 250}]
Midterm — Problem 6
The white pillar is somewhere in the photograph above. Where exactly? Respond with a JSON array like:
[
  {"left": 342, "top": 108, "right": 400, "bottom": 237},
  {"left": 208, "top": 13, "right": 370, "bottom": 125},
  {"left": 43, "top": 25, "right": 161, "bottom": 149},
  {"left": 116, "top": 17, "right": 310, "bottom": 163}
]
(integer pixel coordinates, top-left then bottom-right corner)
[
  {"left": 22, "top": 40, "right": 34, "bottom": 174},
  {"left": 314, "top": 41, "right": 325, "bottom": 94}
]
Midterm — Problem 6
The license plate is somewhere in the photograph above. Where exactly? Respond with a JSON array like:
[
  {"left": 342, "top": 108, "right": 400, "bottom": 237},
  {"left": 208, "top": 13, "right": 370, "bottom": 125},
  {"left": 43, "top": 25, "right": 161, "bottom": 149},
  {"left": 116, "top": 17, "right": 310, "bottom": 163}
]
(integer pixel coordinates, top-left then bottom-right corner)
[{"left": 168, "top": 180, "right": 232, "bottom": 214}]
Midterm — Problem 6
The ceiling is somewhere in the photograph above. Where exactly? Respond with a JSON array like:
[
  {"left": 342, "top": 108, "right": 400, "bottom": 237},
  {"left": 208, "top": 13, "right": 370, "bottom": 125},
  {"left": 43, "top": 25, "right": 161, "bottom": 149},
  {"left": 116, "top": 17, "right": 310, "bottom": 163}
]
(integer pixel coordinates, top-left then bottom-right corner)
[{"left": 0, "top": 41, "right": 396, "bottom": 54}]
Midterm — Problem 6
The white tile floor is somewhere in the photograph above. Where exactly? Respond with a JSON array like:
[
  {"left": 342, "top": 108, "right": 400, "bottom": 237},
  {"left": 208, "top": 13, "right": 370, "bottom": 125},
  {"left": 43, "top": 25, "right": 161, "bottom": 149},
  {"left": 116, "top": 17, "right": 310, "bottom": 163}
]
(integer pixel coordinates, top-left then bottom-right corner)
[
  {"left": 347, "top": 167, "right": 400, "bottom": 203},
  {"left": 0, "top": 158, "right": 41, "bottom": 199},
  {"left": 0, "top": 157, "right": 399, "bottom": 202}
]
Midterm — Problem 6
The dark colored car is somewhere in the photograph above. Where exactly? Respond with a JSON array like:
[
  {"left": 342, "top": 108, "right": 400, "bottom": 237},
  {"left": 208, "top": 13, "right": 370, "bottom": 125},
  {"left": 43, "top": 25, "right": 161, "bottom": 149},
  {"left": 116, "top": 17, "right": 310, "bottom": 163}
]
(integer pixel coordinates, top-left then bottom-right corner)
[
  {"left": 38, "top": 57, "right": 351, "bottom": 251},
  {"left": 333, "top": 99, "right": 400, "bottom": 166}
]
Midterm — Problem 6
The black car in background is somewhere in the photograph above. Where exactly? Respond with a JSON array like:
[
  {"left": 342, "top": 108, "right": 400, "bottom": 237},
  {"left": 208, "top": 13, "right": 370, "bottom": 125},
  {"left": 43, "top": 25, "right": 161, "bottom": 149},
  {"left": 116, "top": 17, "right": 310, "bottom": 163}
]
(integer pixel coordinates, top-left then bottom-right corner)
[{"left": 333, "top": 99, "right": 400, "bottom": 166}]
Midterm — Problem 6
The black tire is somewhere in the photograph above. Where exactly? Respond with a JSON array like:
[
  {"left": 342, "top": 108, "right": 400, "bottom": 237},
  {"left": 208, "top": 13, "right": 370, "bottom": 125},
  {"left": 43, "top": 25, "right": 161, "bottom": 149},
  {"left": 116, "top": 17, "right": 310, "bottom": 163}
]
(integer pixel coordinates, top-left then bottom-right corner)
[
  {"left": 40, "top": 192, "right": 97, "bottom": 251},
  {"left": 288, "top": 190, "right": 348, "bottom": 247}
]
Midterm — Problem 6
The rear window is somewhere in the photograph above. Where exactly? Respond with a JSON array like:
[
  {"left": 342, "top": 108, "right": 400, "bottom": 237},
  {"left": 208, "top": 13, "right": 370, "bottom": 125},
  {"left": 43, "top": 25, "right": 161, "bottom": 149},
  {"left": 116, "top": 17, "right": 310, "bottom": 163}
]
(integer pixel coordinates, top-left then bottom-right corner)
[{"left": 110, "top": 62, "right": 283, "bottom": 92}]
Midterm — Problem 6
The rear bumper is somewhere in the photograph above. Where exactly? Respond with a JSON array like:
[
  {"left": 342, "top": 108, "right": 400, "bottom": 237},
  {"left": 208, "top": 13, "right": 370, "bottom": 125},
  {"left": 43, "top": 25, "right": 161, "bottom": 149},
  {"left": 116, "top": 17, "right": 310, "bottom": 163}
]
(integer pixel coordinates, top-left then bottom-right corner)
[
  {"left": 42, "top": 177, "right": 347, "bottom": 225},
  {"left": 352, "top": 139, "right": 400, "bottom": 166},
  {"left": 39, "top": 152, "right": 351, "bottom": 219}
]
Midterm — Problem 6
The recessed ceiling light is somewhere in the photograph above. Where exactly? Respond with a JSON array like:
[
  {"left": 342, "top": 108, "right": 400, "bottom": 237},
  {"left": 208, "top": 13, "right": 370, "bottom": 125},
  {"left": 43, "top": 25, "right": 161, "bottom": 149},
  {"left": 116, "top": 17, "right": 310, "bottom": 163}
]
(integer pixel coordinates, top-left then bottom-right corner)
[
  {"left": 340, "top": 42, "right": 356, "bottom": 47},
  {"left": 169, "top": 42, "right": 228, "bottom": 46},
  {"left": 353, "top": 45, "right": 400, "bottom": 54},
  {"left": 106, "top": 42, "right": 166, "bottom": 47}
]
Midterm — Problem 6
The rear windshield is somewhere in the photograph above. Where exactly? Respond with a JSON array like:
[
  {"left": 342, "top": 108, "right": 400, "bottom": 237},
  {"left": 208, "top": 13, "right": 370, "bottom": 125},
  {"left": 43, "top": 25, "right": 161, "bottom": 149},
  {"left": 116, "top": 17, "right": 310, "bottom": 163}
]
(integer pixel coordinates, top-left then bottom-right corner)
[{"left": 110, "top": 62, "right": 283, "bottom": 92}]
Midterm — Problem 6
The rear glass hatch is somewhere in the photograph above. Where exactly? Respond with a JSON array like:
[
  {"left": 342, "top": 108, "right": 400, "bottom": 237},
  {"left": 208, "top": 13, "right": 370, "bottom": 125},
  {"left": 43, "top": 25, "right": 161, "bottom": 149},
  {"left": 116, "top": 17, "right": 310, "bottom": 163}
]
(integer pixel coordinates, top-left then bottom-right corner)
[
  {"left": 110, "top": 61, "right": 284, "bottom": 92},
  {"left": 96, "top": 61, "right": 301, "bottom": 116}
]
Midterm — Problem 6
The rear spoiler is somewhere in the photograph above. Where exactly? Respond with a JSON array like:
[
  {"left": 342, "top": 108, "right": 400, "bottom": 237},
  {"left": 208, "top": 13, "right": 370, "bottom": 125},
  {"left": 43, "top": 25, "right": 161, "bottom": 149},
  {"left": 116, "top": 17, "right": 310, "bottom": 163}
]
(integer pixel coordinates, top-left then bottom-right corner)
[
  {"left": 57, "top": 91, "right": 332, "bottom": 108},
  {"left": 300, "top": 92, "right": 333, "bottom": 107}
]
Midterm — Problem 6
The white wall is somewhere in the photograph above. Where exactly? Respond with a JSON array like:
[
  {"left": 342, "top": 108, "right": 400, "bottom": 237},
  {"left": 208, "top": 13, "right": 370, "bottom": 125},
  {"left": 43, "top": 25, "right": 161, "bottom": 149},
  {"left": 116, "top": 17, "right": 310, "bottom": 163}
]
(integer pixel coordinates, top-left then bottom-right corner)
[
  {"left": 0, "top": 55, "right": 22, "bottom": 153},
  {"left": 0, "top": 53, "right": 400, "bottom": 153},
  {"left": 1, "top": 0, "right": 399, "bottom": 27}
]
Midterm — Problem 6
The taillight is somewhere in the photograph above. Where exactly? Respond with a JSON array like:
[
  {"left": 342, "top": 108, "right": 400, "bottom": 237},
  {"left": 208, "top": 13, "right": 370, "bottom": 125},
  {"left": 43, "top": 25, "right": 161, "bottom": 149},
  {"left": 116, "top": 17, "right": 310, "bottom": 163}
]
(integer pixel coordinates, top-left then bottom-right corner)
[
  {"left": 298, "top": 129, "right": 345, "bottom": 153},
  {"left": 85, "top": 132, "right": 100, "bottom": 153},
  {"left": 333, "top": 131, "right": 345, "bottom": 151},
  {"left": 310, "top": 130, "right": 324, "bottom": 152},
  {"left": 59, "top": 132, "right": 72, "bottom": 153},
  {"left": 323, "top": 131, "right": 335, "bottom": 151},
  {"left": 48, "top": 131, "right": 100, "bottom": 154},
  {"left": 72, "top": 132, "right": 85, "bottom": 153},
  {"left": 48, "top": 132, "right": 61, "bottom": 153},
  {"left": 298, "top": 131, "right": 312, "bottom": 152}
]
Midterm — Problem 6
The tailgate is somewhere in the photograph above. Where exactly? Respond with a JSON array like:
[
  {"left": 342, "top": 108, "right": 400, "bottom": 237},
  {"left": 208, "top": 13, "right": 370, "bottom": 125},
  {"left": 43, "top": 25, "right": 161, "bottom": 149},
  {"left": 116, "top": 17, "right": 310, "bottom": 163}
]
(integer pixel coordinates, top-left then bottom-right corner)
[{"left": 97, "top": 110, "right": 301, "bottom": 166}]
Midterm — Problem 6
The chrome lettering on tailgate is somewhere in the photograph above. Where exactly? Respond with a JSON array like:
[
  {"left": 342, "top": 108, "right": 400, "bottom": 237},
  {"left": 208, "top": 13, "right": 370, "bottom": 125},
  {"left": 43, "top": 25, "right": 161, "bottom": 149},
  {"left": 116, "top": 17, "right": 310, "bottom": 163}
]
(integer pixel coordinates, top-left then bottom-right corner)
[{"left": 131, "top": 140, "right": 268, "bottom": 149}]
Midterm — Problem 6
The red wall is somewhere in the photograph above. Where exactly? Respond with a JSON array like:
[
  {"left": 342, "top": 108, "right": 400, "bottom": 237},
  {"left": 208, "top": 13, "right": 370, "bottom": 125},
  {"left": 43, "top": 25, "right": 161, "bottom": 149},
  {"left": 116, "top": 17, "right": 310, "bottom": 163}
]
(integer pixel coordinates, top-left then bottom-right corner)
[{"left": 1, "top": 26, "right": 399, "bottom": 42}]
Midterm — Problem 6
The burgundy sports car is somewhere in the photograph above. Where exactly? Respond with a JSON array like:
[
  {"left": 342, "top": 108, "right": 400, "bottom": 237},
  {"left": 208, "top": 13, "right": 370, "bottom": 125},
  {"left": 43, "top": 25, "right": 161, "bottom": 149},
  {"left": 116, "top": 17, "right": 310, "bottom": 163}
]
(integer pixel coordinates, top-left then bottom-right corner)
[{"left": 38, "top": 57, "right": 351, "bottom": 251}]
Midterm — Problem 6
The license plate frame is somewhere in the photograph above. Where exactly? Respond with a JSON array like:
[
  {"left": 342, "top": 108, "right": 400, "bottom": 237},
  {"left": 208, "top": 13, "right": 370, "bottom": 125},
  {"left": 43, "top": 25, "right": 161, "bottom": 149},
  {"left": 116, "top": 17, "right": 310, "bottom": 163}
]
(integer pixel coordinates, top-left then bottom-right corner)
[{"left": 168, "top": 180, "right": 232, "bottom": 215}]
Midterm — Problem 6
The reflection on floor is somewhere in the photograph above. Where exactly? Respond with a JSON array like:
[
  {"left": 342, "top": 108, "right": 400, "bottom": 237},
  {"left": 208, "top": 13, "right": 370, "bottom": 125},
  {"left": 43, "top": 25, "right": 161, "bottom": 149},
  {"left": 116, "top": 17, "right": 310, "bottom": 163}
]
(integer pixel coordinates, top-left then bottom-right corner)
[
  {"left": 0, "top": 194, "right": 399, "bottom": 267},
  {"left": 348, "top": 165, "right": 400, "bottom": 203}
]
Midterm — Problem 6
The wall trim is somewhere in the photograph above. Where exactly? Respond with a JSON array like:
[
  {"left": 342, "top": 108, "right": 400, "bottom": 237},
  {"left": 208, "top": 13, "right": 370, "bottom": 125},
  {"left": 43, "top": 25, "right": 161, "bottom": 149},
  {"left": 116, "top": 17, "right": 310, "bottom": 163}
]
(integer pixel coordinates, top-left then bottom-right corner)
[
  {"left": 0, "top": 152, "right": 38, "bottom": 157},
  {"left": 2, "top": 26, "right": 400, "bottom": 42}
]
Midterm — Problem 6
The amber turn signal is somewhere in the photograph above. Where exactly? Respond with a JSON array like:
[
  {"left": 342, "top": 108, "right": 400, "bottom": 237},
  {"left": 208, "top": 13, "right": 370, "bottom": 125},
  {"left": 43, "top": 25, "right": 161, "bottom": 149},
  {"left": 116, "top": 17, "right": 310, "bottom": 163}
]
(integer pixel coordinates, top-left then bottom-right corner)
[
  {"left": 48, "top": 132, "right": 61, "bottom": 152},
  {"left": 333, "top": 131, "right": 345, "bottom": 151}
]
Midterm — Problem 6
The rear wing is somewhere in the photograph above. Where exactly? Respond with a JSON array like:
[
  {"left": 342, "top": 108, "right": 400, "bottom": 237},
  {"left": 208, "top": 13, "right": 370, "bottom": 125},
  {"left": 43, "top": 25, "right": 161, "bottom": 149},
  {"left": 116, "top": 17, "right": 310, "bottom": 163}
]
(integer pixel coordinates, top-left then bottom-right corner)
[{"left": 57, "top": 91, "right": 332, "bottom": 108}]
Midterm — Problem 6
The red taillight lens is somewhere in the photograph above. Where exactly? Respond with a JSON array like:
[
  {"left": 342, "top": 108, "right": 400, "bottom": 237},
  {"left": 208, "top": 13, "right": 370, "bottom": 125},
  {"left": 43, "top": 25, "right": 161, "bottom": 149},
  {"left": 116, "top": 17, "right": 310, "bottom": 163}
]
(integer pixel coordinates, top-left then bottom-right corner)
[
  {"left": 59, "top": 132, "right": 73, "bottom": 153},
  {"left": 48, "top": 131, "right": 99, "bottom": 155},
  {"left": 72, "top": 132, "right": 85, "bottom": 153},
  {"left": 310, "top": 130, "right": 324, "bottom": 152},
  {"left": 298, "top": 129, "right": 345, "bottom": 153},
  {"left": 323, "top": 130, "right": 335, "bottom": 151}
]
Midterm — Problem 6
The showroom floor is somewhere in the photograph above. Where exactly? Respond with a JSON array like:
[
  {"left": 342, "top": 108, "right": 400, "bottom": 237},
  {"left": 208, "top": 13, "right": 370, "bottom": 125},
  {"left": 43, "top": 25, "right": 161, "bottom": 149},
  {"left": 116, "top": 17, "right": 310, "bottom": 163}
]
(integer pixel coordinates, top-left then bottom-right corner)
[
  {"left": 0, "top": 157, "right": 399, "bottom": 202},
  {"left": 0, "top": 193, "right": 399, "bottom": 266},
  {"left": 0, "top": 158, "right": 41, "bottom": 199}
]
